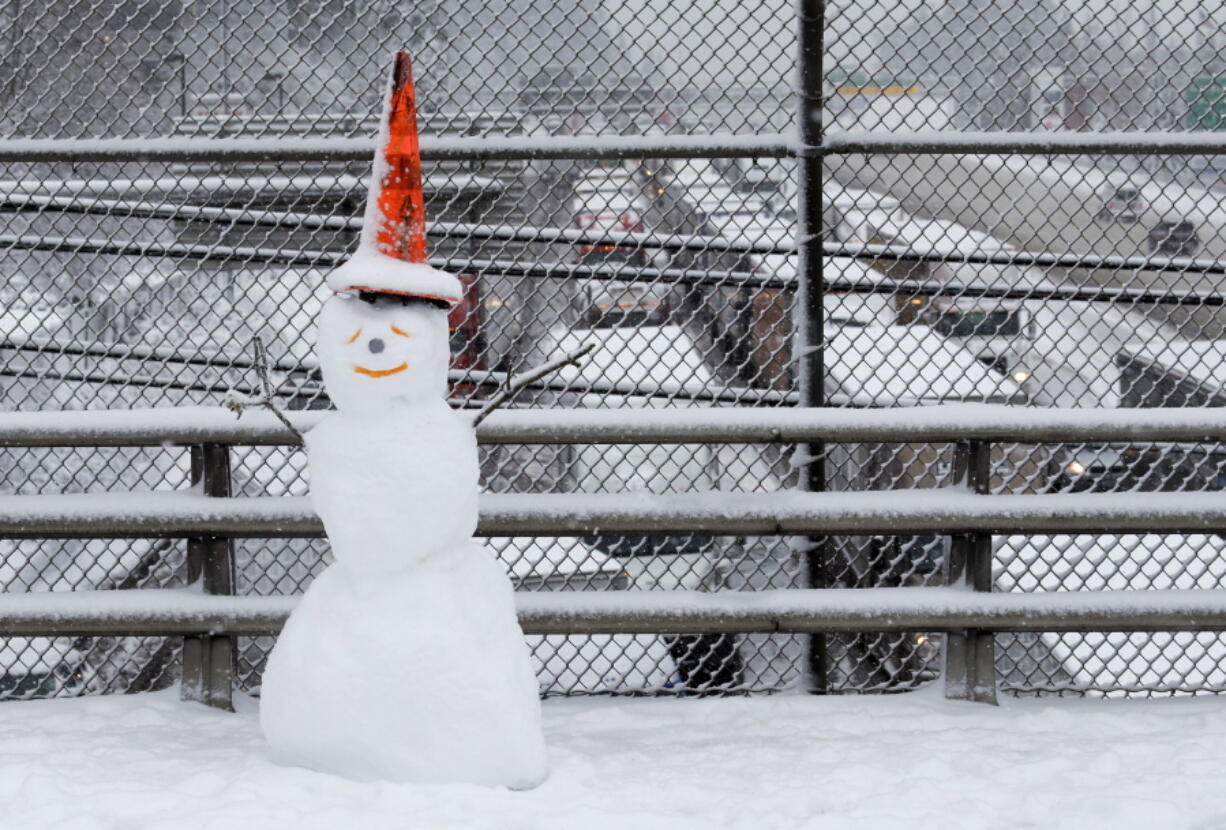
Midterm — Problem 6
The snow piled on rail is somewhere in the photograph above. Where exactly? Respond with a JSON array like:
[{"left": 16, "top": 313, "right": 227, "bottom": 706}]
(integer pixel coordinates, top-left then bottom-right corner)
[{"left": 0, "top": 403, "right": 1223, "bottom": 446}]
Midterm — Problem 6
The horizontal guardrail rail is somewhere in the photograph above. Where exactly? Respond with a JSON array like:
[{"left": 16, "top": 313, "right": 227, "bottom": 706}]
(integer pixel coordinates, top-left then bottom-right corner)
[
  {"left": 0, "top": 405, "right": 1221, "bottom": 447},
  {"left": 0, "top": 134, "right": 795, "bottom": 163},
  {"left": 822, "top": 130, "right": 1226, "bottom": 155},
  {"left": 6, "top": 587, "right": 1226, "bottom": 637},
  {"left": 0, "top": 489, "right": 1224, "bottom": 537},
  {"left": 2, "top": 131, "right": 1226, "bottom": 164},
  {"left": 12, "top": 229, "right": 1225, "bottom": 297}
]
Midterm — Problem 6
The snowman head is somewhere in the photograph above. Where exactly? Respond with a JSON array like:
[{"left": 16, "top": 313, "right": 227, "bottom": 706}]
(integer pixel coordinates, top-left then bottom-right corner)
[{"left": 317, "top": 289, "right": 450, "bottom": 413}]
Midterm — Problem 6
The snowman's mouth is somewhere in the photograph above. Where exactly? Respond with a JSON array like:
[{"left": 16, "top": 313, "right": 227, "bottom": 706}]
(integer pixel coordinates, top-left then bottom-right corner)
[{"left": 352, "top": 362, "right": 409, "bottom": 378}]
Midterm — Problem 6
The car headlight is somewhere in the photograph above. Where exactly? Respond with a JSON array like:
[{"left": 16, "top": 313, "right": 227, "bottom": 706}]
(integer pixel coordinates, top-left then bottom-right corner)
[{"left": 1066, "top": 460, "right": 1086, "bottom": 475}]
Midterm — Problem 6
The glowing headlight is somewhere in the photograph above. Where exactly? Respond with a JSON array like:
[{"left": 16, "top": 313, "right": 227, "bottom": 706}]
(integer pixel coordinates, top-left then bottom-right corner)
[
  {"left": 1066, "top": 461, "right": 1086, "bottom": 475},
  {"left": 1012, "top": 370, "right": 1030, "bottom": 383}
]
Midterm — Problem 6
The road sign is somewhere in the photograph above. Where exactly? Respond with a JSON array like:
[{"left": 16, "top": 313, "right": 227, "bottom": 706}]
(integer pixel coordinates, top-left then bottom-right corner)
[{"left": 1185, "top": 77, "right": 1226, "bottom": 130}]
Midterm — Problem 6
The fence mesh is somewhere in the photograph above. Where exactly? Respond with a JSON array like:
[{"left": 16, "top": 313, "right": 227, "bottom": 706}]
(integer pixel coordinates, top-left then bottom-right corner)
[{"left": 2, "top": 0, "right": 1226, "bottom": 699}]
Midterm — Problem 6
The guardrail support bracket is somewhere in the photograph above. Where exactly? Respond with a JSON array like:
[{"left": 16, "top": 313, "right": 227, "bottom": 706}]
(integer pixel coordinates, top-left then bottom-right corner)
[
  {"left": 944, "top": 441, "right": 999, "bottom": 704},
  {"left": 181, "top": 443, "right": 236, "bottom": 711}
]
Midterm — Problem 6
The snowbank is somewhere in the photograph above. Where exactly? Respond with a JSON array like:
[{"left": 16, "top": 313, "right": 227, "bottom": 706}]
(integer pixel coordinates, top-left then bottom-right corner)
[{"left": 3, "top": 690, "right": 1226, "bottom": 829}]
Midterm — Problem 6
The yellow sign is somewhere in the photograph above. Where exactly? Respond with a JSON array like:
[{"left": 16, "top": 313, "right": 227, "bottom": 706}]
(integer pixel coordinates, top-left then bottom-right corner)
[{"left": 835, "top": 84, "right": 920, "bottom": 96}]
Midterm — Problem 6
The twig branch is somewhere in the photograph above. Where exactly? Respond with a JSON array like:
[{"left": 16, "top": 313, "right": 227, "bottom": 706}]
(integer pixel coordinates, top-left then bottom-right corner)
[
  {"left": 471, "top": 343, "right": 595, "bottom": 427},
  {"left": 223, "top": 336, "right": 305, "bottom": 442}
]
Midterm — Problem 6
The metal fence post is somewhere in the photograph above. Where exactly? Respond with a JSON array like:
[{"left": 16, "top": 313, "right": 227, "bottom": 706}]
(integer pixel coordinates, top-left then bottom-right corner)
[
  {"left": 944, "top": 440, "right": 998, "bottom": 704},
  {"left": 796, "top": 0, "right": 829, "bottom": 693},
  {"left": 181, "top": 442, "right": 236, "bottom": 711}
]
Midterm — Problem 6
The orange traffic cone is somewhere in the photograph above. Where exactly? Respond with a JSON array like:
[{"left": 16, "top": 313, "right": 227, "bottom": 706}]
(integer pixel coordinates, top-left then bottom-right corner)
[
  {"left": 329, "top": 50, "right": 462, "bottom": 307},
  {"left": 371, "top": 50, "right": 428, "bottom": 264}
]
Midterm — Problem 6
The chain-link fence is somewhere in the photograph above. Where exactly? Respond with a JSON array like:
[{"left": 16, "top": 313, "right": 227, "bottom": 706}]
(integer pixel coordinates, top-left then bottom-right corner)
[{"left": 2, "top": 0, "right": 1226, "bottom": 700}]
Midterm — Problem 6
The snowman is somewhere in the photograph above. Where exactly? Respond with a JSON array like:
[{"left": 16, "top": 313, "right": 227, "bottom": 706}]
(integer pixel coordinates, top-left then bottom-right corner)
[{"left": 259, "top": 51, "right": 548, "bottom": 789}]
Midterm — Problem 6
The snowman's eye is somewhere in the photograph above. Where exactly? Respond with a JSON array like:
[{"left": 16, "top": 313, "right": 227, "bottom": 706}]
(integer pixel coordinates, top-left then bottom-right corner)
[
  {"left": 390, "top": 325, "right": 411, "bottom": 338},
  {"left": 346, "top": 328, "right": 363, "bottom": 344}
]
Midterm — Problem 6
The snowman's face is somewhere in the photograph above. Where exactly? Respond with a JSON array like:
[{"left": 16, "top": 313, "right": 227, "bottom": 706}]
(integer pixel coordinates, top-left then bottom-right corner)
[{"left": 316, "top": 293, "right": 449, "bottom": 412}]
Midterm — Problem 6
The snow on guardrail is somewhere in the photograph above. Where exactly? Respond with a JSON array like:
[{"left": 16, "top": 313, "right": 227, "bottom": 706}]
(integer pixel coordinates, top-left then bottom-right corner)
[
  {"left": 0, "top": 489, "right": 1223, "bottom": 537},
  {"left": 0, "top": 134, "right": 795, "bottom": 163},
  {"left": 6, "top": 587, "right": 1226, "bottom": 637},
  {"left": 0, "top": 404, "right": 1225, "bottom": 446}
]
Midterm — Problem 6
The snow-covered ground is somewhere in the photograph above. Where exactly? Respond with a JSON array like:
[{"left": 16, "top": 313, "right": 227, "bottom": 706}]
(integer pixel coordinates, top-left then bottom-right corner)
[{"left": 5, "top": 690, "right": 1226, "bottom": 829}]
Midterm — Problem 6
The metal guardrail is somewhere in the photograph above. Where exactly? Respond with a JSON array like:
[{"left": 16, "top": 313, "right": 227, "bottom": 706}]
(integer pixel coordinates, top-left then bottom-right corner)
[
  {"left": 7, "top": 230, "right": 1226, "bottom": 307},
  {"left": 6, "top": 587, "right": 1226, "bottom": 636},
  {"left": 1, "top": 406, "right": 1225, "bottom": 709},
  {"left": 0, "top": 405, "right": 1220, "bottom": 447},
  {"left": 0, "top": 134, "right": 796, "bottom": 162},
  {"left": 822, "top": 130, "right": 1226, "bottom": 156},
  {"left": 1, "top": 489, "right": 1225, "bottom": 537},
  {"left": 3, "top": 129, "right": 1226, "bottom": 163}
]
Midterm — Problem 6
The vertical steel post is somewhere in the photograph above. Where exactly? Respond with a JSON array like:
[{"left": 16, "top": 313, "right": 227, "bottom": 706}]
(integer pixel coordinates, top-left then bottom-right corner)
[
  {"left": 944, "top": 440, "right": 998, "bottom": 704},
  {"left": 796, "top": 0, "right": 828, "bottom": 693},
  {"left": 181, "top": 442, "right": 236, "bottom": 711}
]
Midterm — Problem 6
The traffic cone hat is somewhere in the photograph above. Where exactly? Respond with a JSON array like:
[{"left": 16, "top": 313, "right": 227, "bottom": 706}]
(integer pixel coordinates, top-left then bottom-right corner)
[{"left": 327, "top": 50, "right": 463, "bottom": 307}]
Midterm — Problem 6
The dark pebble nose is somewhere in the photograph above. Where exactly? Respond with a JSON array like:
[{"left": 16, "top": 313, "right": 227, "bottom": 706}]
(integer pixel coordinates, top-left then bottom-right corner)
[{"left": 368, "top": 338, "right": 385, "bottom": 354}]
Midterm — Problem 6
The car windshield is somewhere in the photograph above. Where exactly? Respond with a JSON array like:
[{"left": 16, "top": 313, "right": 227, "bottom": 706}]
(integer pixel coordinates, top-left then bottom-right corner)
[{"left": 933, "top": 308, "right": 1022, "bottom": 337}]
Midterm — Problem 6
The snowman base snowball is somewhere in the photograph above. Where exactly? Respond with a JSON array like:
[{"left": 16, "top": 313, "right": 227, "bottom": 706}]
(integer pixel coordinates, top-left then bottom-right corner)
[{"left": 259, "top": 544, "right": 548, "bottom": 788}]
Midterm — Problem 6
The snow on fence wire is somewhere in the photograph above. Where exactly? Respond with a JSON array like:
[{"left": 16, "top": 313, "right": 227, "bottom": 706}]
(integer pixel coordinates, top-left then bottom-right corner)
[{"left": 1, "top": 406, "right": 1226, "bottom": 708}]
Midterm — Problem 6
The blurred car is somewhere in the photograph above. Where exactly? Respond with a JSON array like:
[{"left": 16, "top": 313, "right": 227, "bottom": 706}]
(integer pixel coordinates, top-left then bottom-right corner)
[
  {"left": 491, "top": 536, "right": 678, "bottom": 695},
  {"left": 1045, "top": 443, "right": 1226, "bottom": 493},
  {"left": 541, "top": 310, "right": 747, "bottom": 692}
]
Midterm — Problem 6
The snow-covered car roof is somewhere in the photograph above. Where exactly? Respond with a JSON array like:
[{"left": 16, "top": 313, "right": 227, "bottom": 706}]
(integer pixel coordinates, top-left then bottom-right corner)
[
  {"left": 485, "top": 539, "right": 674, "bottom": 694},
  {"left": 825, "top": 324, "right": 1023, "bottom": 405},
  {"left": 825, "top": 185, "right": 901, "bottom": 213},
  {"left": 545, "top": 324, "right": 715, "bottom": 400}
]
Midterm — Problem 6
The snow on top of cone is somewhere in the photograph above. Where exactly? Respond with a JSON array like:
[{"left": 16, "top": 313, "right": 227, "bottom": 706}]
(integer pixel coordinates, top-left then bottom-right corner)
[{"left": 331, "top": 50, "right": 461, "bottom": 306}]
